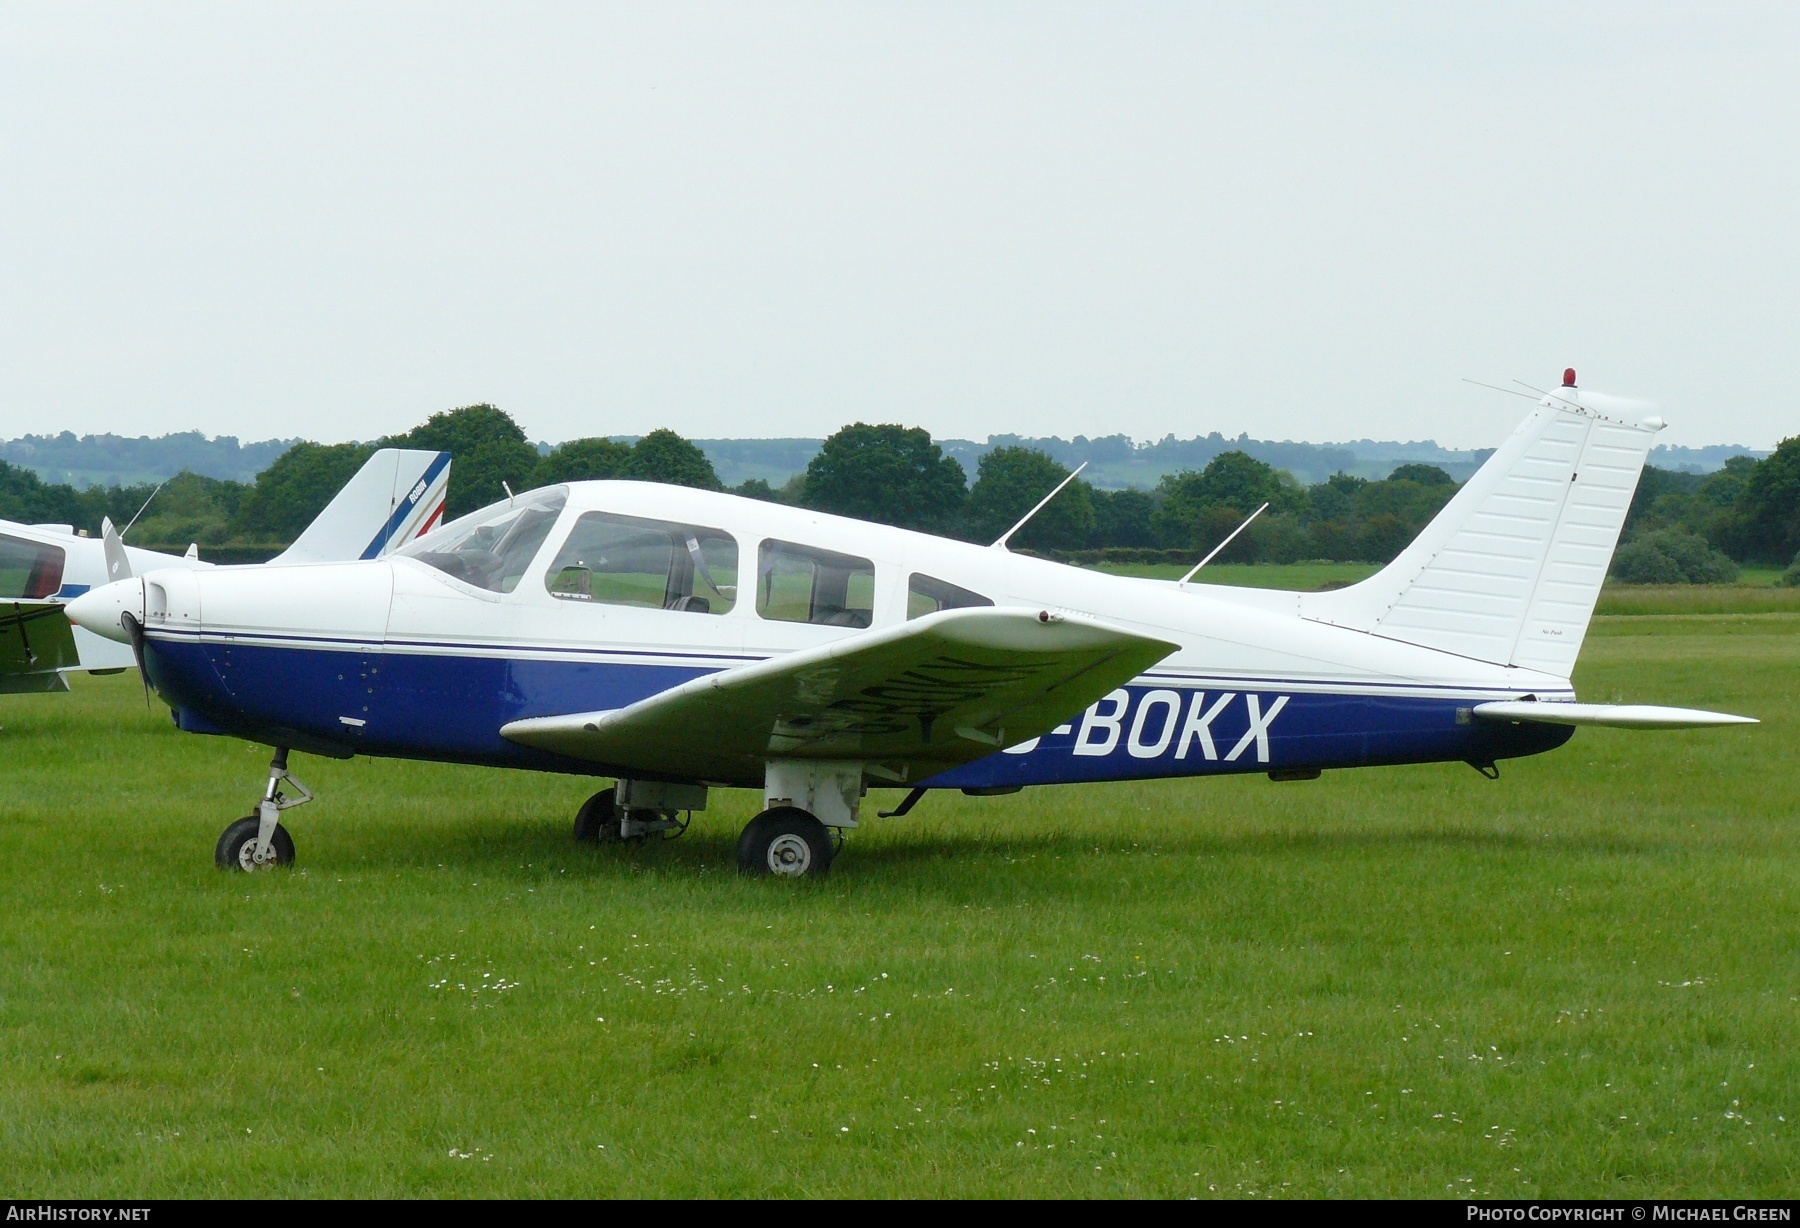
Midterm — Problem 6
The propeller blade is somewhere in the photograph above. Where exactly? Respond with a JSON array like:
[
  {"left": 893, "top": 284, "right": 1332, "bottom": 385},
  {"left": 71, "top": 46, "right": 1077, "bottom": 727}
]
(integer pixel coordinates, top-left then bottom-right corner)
[
  {"left": 101, "top": 518, "right": 132, "bottom": 583},
  {"left": 120, "top": 610, "right": 151, "bottom": 708}
]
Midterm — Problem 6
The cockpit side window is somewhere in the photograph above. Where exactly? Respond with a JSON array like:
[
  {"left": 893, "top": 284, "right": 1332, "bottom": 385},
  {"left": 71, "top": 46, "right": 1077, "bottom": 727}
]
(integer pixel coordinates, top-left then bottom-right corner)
[
  {"left": 757, "top": 540, "right": 874, "bottom": 628},
  {"left": 907, "top": 573, "right": 993, "bottom": 620},
  {"left": 0, "top": 533, "right": 67, "bottom": 600},
  {"left": 397, "top": 488, "right": 567, "bottom": 594},
  {"left": 545, "top": 512, "right": 738, "bottom": 614}
]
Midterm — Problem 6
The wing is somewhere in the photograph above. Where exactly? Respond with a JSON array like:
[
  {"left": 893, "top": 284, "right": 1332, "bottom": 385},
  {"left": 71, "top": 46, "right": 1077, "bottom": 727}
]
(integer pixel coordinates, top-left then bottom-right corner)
[
  {"left": 0, "top": 601, "right": 79, "bottom": 694},
  {"left": 501, "top": 607, "right": 1178, "bottom": 784},
  {"left": 1473, "top": 701, "right": 1757, "bottom": 729}
]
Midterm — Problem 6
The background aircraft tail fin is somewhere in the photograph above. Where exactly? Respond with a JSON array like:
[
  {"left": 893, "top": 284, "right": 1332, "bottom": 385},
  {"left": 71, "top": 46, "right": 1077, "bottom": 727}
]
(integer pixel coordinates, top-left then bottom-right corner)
[
  {"left": 272, "top": 449, "right": 450, "bottom": 565},
  {"left": 1300, "top": 376, "right": 1663, "bottom": 677}
]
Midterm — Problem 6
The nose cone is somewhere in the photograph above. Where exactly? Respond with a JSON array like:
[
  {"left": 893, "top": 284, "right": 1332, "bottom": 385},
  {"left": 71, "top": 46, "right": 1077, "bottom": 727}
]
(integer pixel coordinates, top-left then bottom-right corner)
[{"left": 66, "top": 578, "right": 144, "bottom": 643}]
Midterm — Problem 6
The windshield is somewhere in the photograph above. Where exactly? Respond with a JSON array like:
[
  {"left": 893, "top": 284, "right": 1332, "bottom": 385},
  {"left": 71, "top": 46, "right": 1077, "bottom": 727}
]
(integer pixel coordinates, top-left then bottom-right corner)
[{"left": 397, "top": 487, "right": 568, "bottom": 593}]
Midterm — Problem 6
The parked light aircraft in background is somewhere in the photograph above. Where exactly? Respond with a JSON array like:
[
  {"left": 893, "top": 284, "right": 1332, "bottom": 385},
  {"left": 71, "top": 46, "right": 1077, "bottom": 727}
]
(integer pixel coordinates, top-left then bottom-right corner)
[
  {"left": 67, "top": 374, "right": 1755, "bottom": 876},
  {"left": 1, "top": 449, "right": 448, "bottom": 694}
]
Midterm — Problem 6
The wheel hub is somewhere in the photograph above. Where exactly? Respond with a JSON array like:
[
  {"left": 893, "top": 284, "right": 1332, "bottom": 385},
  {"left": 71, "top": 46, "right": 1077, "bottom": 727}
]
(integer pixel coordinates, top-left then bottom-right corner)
[{"left": 766, "top": 833, "right": 812, "bottom": 876}]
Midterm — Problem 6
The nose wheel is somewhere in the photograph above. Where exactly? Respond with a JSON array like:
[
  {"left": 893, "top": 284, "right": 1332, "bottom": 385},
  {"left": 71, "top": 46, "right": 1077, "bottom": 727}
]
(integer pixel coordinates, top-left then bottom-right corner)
[
  {"left": 218, "top": 747, "right": 312, "bottom": 872},
  {"left": 216, "top": 816, "right": 295, "bottom": 870},
  {"left": 736, "top": 807, "right": 834, "bottom": 877}
]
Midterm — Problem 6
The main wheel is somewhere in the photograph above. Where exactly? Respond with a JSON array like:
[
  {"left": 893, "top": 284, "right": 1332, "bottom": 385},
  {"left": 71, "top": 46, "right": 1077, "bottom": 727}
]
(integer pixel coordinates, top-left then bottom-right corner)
[
  {"left": 573, "top": 787, "right": 620, "bottom": 844},
  {"left": 215, "top": 815, "right": 295, "bottom": 871},
  {"left": 736, "top": 807, "right": 833, "bottom": 878}
]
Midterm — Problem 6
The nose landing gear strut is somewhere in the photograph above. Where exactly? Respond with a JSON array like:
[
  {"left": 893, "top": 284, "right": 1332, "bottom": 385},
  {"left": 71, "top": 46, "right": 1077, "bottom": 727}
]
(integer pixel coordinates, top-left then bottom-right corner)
[{"left": 215, "top": 747, "right": 313, "bottom": 871}]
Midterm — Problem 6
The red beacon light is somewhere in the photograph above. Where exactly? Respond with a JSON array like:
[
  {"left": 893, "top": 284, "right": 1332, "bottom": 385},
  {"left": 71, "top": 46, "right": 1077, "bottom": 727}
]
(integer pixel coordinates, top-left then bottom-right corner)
[{"left": 1563, "top": 368, "right": 1577, "bottom": 387}]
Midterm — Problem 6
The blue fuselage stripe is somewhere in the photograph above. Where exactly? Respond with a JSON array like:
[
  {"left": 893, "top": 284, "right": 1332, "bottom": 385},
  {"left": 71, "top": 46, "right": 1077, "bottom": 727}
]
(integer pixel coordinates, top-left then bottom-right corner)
[{"left": 142, "top": 635, "right": 1571, "bottom": 784}]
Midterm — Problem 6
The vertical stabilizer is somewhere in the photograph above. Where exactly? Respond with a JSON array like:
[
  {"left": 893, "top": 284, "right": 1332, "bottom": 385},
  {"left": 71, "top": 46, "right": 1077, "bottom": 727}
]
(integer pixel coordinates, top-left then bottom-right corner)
[
  {"left": 271, "top": 449, "right": 450, "bottom": 565},
  {"left": 1300, "top": 378, "right": 1663, "bottom": 676},
  {"left": 101, "top": 517, "right": 133, "bottom": 581}
]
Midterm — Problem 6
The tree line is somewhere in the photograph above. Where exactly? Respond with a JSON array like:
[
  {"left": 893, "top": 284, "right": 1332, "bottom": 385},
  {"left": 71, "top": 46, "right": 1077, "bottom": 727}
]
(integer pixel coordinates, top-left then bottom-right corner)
[
  {"left": 1, "top": 403, "right": 1795, "bottom": 582},
  {"left": 0, "top": 430, "right": 292, "bottom": 488}
]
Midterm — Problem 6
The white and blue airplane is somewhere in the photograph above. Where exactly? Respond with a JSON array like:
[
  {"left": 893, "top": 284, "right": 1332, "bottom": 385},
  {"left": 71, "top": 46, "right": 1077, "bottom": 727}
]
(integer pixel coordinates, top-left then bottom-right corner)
[
  {"left": 1, "top": 449, "right": 449, "bottom": 693},
  {"left": 66, "top": 374, "right": 1755, "bottom": 876}
]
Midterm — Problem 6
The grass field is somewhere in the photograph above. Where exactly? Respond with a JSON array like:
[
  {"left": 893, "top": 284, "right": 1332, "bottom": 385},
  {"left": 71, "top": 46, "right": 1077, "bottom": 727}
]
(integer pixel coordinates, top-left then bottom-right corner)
[
  {"left": 1093, "top": 561, "right": 1379, "bottom": 589},
  {"left": 0, "top": 615, "right": 1795, "bottom": 1197},
  {"left": 1593, "top": 587, "right": 1800, "bottom": 616}
]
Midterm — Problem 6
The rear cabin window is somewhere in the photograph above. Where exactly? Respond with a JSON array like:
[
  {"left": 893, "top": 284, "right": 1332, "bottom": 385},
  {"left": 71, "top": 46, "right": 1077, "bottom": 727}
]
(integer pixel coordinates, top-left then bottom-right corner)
[
  {"left": 907, "top": 573, "right": 993, "bottom": 620},
  {"left": 0, "top": 533, "right": 67, "bottom": 600},
  {"left": 757, "top": 540, "right": 874, "bottom": 628},
  {"left": 398, "top": 488, "right": 566, "bottom": 594},
  {"left": 546, "top": 513, "right": 737, "bottom": 614}
]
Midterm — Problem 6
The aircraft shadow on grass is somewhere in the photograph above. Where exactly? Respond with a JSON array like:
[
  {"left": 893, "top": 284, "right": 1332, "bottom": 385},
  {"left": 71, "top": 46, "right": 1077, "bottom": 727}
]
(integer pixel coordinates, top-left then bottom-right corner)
[{"left": 322, "top": 812, "right": 1654, "bottom": 897}]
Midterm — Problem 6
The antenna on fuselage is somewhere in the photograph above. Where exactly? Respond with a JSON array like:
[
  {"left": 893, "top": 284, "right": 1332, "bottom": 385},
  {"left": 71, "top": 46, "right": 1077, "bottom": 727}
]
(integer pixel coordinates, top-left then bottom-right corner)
[
  {"left": 502, "top": 481, "right": 515, "bottom": 506},
  {"left": 1177, "top": 501, "right": 1269, "bottom": 587},
  {"left": 1461, "top": 378, "right": 1538, "bottom": 401},
  {"left": 118, "top": 482, "right": 164, "bottom": 540},
  {"left": 990, "top": 462, "right": 1089, "bottom": 551}
]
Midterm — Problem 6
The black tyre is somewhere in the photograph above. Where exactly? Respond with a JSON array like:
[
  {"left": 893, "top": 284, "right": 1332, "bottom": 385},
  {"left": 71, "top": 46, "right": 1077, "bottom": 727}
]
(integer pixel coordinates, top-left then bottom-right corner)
[
  {"left": 573, "top": 787, "right": 620, "bottom": 844},
  {"left": 736, "top": 808, "right": 833, "bottom": 878},
  {"left": 215, "top": 814, "right": 295, "bottom": 872}
]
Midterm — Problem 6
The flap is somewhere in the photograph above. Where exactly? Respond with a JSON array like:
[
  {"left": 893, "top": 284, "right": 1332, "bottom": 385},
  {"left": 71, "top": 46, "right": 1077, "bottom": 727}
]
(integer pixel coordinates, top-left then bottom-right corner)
[
  {"left": 0, "top": 601, "right": 80, "bottom": 679},
  {"left": 501, "top": 607, "right": 1178, "bottom": 784},
  {"left": 1473, "top": 701, "right": 1757, "bottom": 729}
]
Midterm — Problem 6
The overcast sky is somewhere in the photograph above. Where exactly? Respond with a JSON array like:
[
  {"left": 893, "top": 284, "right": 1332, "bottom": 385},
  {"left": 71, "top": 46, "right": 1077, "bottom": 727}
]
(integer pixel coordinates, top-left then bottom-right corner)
[{"left": 3, "top": 3, "right": 1796, "bottom": 450}]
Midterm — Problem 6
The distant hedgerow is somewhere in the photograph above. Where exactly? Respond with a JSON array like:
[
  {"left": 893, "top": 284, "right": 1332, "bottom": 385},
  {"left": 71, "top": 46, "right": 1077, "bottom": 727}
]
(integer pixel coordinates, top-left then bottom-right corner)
[{"left": 1610, "top": 529, "right": 1740, "bottom": 585}]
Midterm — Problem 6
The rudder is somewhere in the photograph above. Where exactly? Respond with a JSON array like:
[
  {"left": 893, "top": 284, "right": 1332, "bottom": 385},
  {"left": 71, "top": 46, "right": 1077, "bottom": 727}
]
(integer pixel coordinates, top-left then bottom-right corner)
[{"left": 1300, "top": 379, "right": 1662, "bottom": 676}]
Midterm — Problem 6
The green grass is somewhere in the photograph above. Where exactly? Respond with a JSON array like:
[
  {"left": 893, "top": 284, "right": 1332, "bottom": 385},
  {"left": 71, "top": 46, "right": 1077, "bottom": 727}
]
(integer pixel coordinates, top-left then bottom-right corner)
[
  {"left": 1734, "top": 568, "right": 1785, "bottom": 587},
  {"left": 0, "top": 618, "right": 1796, "bottom": 1197},
  {"left": 1594, "top": 586, "right": 1800, "bottom": 616},
  {"left": 1095, "top": 561, "right": 1379, "bottom": 589}
]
